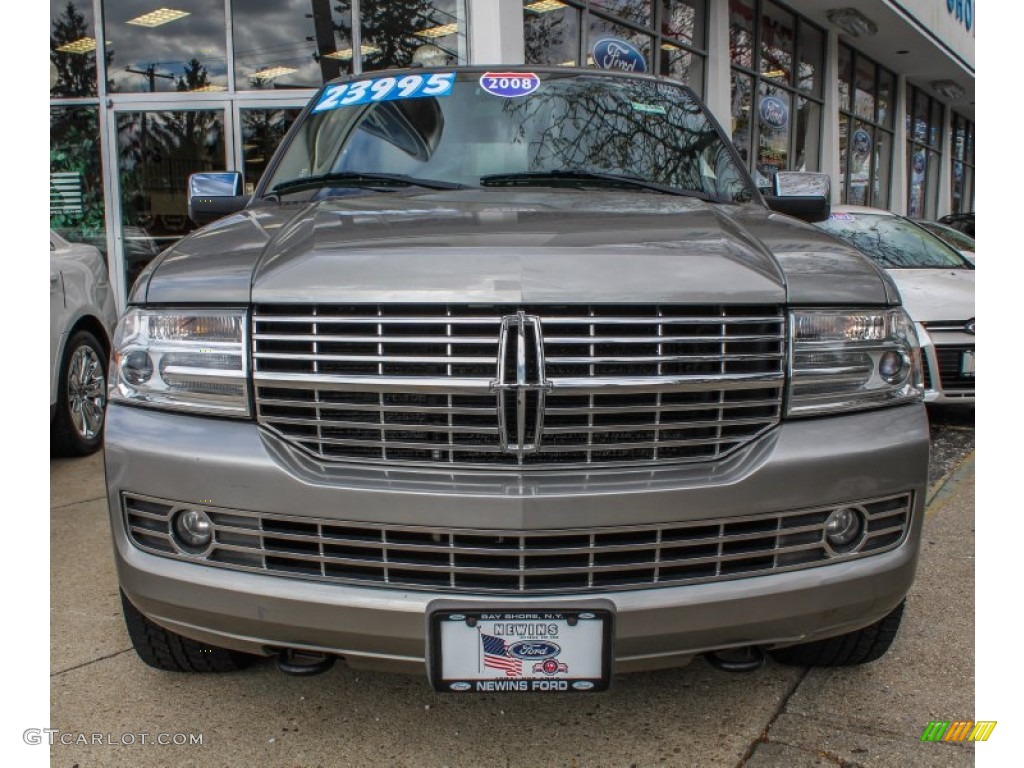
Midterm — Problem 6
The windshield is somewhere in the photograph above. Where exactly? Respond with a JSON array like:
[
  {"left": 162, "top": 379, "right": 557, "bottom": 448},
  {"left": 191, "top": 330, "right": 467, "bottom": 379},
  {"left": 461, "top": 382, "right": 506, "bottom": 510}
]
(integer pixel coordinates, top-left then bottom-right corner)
[
  {"left": 919, "top": 222, "right": 976, "bottom": 252},
  {"left": 263, "top": 70, "right": 755, "bottom": 203},
  {"left": 816, "top": 213, "right": 972, "bottom": 269}
]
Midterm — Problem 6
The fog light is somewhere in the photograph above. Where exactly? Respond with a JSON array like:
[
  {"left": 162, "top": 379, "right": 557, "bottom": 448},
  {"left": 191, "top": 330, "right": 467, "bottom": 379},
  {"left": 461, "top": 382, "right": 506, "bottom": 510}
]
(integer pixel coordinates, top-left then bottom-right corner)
[
  {"left": 825, "top": 507, "right": 863, "bottom": 551},
  {"left": 878, "top": 350, "right": 908, "bottom": 384},
  {"left": 122, "top": 350, "right": 154, "bottom": 385},
  {"left": 172, "top": 509, "right": 213, "bottom": 551}
]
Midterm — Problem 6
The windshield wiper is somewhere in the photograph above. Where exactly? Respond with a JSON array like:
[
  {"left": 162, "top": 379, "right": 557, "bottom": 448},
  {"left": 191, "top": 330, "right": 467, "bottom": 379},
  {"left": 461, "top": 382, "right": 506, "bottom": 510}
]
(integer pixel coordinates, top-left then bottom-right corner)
[
  {"left": 270, "top": 172, "right": 468, "bottom": 195},
  {"left": 479, "top": 170, "right": 716, "bottom": 201}
]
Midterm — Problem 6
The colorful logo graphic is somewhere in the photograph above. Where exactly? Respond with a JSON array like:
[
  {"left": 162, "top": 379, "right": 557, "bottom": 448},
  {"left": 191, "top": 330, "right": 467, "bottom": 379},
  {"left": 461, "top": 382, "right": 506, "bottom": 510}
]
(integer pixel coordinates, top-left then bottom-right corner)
[
  {"left": 508, "top": 641, "right": 561, "bottom": 661},
  {"left": 920, "top": 721, "right": 996, "bottom": 742},
  {"left": 533, "top": 659, "right": 570, "bottom": 675},
  {"left": 481, "top": 633, "right": 523, "bottom": 677},
  {"left": 479, "top": 72, "right": 540, "bottom": 98},
  {"left": 592, "top": 38, "right": 647, "bottom": 73}
]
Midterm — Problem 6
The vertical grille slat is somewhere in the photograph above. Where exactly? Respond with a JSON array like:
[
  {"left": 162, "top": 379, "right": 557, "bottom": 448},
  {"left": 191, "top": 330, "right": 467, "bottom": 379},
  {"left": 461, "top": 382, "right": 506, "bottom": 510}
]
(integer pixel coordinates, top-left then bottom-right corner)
[{"left": 253, "top": 305, "right": 785, "bottom": 468}]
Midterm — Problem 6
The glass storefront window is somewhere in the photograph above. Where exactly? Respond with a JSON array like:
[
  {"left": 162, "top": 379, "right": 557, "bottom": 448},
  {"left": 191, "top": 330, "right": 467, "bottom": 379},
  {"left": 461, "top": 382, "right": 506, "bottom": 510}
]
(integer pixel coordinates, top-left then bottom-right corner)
[
  {"left": 116, "top": 109, "right": 226, "bottom": 292},
  {"left": 759, "top": 1, "right": 794, "bottom": 86},
  {"left": 854, "top": 56, "right": 876, "bottom": 122},
  {"left": 950, "top": 113, "right": 975, "bottom": 213},
  {"left": 838, "top": 46, "right": 894, "bottom": 209},
  {"left": 796, "top": 22, "right": 822, "bottom": 97},
  {"left": 51, "top": 106, "right": 105, "bottom": 251},
  {"left": 905, "top": 84, "right": 943, "bottom": 219},
  {"left": 591, "top": 0, "right": 651, "bottom": 26},
  {"left": 730, "top": 71, "right": 754, "bottom": 168},
  {"left": 730, "top": 1, "right": 822, "bottom": 190},
  {"left": 587, "top": 15, "right": 652, "bottom": 68},
  {"left": 233, "top": 0, "right": 351, "bottom": 90},
  {"left": 524, "top": 0, "right": 582, "bottom": 66},
  {"left": 51, "top": 0, "right": 100, "bottom": 98},
  {"left": 103, "top": 1, "right": 227, "bottom": 93},
  {"left": 240, "top": 108, "right": 303, "bottom": 195},
  {"left": 660, "top": 42, "right": 704, "bottom": 89},
  {"left": 358, "top": 0, "right": 468, "bottom": 71},
  {"left": 661, "top": 0, "right": 705, "bottom": 48},
  {"left": 729, "top": 0, "right": 755, "bottom": 70},
  {"left": 755, "top": 82, "right": 790, "bottom": 189}
]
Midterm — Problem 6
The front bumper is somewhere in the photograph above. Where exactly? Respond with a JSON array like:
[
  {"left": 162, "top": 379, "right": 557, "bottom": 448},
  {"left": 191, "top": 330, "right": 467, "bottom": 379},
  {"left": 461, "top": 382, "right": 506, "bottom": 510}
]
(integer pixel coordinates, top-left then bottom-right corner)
[
  {"left": 105, "top": 403, "right": 929, "bottom": 675},
  {"left": 918, "top": 324, "right": 975, "bottom": 404}
]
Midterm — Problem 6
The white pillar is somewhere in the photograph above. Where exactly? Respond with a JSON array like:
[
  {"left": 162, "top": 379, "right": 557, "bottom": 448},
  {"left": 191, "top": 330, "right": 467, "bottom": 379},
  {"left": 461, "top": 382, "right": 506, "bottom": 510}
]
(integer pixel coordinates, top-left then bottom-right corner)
[
  {"left": 704, "top": 0, "right": 731, "bottom": 127},
  {"left": 469, "top": 0, "right": 525, "bottom": 65},
  {"left": 891, "top": 74, "right": 908, "bottom": 216},
  {"left": 821, "top": 29, "right": 841, "bottom": 204}
]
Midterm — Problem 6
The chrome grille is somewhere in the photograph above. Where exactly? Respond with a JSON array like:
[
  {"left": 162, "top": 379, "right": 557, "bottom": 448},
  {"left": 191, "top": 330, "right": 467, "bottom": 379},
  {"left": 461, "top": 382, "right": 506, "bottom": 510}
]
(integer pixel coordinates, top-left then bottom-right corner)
[
  {"left": 124, "top": 493, "right": 913, "bottom": 594},
  {"left": 252, "top": 305, "right": 786, "bottom": 468}
]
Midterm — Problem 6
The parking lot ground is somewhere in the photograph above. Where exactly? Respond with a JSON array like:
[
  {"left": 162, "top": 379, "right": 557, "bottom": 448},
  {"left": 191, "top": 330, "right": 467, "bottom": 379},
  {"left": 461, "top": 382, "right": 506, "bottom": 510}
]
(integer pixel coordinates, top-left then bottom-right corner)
[{"left": 50, "top": 441, "right": 975, "bottom": 768}]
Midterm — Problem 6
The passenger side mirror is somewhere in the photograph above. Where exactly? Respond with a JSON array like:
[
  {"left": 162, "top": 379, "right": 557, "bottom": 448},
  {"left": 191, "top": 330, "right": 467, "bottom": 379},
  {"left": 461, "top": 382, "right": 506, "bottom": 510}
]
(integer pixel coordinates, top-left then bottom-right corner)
[
  {"left": 188, "top": 172, "right": 249, "bottom": 226},
  {"left": 764, "top": 171, "right": 831, "bottom": 223}
]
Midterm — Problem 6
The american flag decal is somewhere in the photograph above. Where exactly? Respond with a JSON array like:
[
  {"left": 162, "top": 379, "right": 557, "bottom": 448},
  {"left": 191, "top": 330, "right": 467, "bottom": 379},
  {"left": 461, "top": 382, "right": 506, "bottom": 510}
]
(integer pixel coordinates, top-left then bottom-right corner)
[{"left": 481, "top": 633, "right": 522, "bottom": 677}]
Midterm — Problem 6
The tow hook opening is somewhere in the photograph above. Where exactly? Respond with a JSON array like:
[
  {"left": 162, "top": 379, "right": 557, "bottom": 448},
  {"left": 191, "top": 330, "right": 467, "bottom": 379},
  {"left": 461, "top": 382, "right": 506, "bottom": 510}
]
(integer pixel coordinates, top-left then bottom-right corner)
[
  {"left": 704, "top": 646, "right": 765, "bottom": 673},
  {"left": 275, "top": 649, "right": 337, "bottom": 676}
]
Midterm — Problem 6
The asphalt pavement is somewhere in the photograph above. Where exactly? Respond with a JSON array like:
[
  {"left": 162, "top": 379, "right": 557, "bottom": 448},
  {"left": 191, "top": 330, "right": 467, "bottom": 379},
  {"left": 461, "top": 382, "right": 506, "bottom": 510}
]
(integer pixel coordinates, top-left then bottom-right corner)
[{"left": 49, "top": 406, "right": 975, "bottom": 768}]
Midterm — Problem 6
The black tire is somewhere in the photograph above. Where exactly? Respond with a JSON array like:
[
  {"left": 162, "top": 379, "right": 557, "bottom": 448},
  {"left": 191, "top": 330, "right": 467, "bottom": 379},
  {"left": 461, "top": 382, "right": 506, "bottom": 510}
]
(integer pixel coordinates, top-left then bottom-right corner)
[
  {"left": 52, "top": 329, "right": 107, "bottom": 456},
  {"left": 120, "top": 591, "right": 255, "bottom": 673},
  {"left": 769, "top": 601, "right": 905, "bottom": 667}
]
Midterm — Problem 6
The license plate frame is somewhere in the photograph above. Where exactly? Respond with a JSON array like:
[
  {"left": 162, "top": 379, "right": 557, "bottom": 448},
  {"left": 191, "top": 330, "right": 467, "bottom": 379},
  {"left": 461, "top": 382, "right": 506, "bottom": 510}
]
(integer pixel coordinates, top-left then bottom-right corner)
[
  {"left": 427, "top": 600, "right": 615, "bottom": 693},
  {"left": 961, "top": 349, "right": 975, "bottom": 377}
]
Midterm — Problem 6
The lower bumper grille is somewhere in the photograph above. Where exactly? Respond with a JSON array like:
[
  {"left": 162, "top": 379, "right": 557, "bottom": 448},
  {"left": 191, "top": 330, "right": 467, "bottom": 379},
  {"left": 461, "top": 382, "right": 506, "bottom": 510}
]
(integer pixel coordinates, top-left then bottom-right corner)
[
  {"left": 934, "top": 345, "right": 975, "bottom": 392},
  {"left": 124, "top": 492, "right": 912, "bottom": 595}
]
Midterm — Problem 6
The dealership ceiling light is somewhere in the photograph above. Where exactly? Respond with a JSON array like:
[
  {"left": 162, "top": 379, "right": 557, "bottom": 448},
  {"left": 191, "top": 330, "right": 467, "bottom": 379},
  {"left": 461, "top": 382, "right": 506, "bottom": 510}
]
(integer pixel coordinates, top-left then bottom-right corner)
[
  {"left": 126, "top": 8, "right": 190, "bottom": 27},
  {"left": 190, "top": 84, "right": 227, "bottom": 92},
  {"left": 931, "top": 79, "right": 966, "bottom": 100},
  {"left": 252, "top": 66, "right": 298, "bottom": 80},
  {"left": 324, "top": 44, "right": 380, "bottom": 60},
  {"left": 416, "top": 23, "right": 458, "bottom": 38},
  {"left": 56, "top": 36, "right": 97, "bottom": 54},
  {"left": 825, "top": 8, "right": 878, "bottom": 37},
  {"left": 524, "top": 0, "right": 566, "bottom": 12}
]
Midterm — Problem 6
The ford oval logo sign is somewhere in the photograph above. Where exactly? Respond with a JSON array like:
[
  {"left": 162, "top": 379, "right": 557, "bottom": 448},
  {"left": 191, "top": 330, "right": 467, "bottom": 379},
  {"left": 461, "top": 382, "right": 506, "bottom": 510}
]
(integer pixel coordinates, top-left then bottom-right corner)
[
  {"left": 507, "top": 641, "right": 561, "bottom": 660},
  {"left": 572, "top": 681, "right": 595, "bottom": 690},
  {"left": 449, "top": 681, "right": 471, "bottom": 691},
  {"left": 759, "top": 95, "right": 788, "bottom": 130},
  {"left": 592, "top": 38, "right": 647, "bottom": 73}
]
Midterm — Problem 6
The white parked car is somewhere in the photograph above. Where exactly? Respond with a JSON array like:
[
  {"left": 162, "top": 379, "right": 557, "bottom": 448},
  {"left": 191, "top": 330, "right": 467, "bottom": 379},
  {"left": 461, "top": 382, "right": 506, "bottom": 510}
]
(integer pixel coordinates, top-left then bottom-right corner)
[
  {"left": 50, "top": 231, "right": 117, "bottom": 454},
  {"left": 814, "top": 206, "right": 974, "bottom": 404},
  {"left": 918, "top": 220, "right": 976, "bottom": 264}
]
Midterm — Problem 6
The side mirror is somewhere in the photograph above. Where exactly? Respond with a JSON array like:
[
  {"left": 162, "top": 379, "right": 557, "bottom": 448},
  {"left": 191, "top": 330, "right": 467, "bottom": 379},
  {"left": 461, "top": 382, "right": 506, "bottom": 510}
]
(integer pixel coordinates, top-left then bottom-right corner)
[
  {"left": 764, "top": 171, "right": 831, "bottom": 223},
  {"left": 188, "top": 172, "right": 249, "bottom": 226}
]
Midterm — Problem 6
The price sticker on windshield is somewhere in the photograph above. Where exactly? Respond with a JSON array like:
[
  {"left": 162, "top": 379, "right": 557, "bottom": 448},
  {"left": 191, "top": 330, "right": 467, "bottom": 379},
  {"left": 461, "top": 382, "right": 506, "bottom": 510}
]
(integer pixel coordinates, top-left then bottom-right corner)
[
  {"left": 312, "top": 73, "right": 456, "bottom": 114},
  {"left": 479, "top": 72, "right": 540, "bottom": 98}
]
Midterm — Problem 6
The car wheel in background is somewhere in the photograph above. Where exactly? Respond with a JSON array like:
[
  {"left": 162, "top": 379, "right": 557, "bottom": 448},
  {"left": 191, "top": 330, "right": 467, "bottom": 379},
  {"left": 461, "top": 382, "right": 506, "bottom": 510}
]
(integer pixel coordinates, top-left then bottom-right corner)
[
  {"left": 769, "top": 600, "right": 905, "bottom": 666},
  {"left": 52, "top": 329, "right": 107, "bottom": 456}
]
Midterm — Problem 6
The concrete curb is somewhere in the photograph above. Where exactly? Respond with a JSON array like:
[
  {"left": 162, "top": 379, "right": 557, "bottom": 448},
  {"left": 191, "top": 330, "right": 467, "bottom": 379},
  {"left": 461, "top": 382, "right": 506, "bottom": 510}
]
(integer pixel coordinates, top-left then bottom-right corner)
[{"left": 925, "top": 450, "right": 975, "bottom": 518}]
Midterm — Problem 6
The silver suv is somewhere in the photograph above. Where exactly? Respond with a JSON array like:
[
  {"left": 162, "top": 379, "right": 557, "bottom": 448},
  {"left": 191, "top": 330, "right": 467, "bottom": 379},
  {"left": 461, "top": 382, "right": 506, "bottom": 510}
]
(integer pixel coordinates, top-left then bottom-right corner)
[{"left": 105, "top": 68, "right": 928, "bottom": 691}]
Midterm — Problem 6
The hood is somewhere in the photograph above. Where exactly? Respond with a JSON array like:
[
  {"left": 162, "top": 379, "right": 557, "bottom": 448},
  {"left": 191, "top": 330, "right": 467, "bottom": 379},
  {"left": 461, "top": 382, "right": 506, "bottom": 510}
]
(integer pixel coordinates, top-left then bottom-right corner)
[
  {"left": 137, "top": 190, "right": 893, "bottom": 306},
  {"left": 885, "top": 268, "right": 975, "bottom": 323}
]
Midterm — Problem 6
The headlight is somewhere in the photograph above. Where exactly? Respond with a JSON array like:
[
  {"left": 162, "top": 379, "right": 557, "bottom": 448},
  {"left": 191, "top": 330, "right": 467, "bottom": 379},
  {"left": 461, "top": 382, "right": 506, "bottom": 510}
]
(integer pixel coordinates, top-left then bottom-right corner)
[
  {"left": 788, "top": 308, "right": 923, "bottom": 416},
  {"left": 109, "top": 308, "right": 249, "bottom": 417}
]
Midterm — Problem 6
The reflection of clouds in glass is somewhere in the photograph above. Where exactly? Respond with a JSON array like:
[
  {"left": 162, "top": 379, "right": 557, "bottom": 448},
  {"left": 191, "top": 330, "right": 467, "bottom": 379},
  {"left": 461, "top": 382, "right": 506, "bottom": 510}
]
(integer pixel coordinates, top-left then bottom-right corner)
[
  {"left": 104, "top": 0, "right": 226, "bottom": 92},
  {"left": 233, "top": 0, "right": 347, "bottom": 89}
]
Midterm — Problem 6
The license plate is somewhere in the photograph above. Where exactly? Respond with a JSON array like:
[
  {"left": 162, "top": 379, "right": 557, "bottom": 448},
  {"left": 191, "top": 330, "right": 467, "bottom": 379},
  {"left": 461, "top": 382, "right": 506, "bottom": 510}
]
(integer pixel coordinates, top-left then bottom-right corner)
[
  {"left": 428, "top": 605, "right": 614, "bottom": 693},
  {"left": 961, "top": 350, "right": 975, "bottom": 376}
]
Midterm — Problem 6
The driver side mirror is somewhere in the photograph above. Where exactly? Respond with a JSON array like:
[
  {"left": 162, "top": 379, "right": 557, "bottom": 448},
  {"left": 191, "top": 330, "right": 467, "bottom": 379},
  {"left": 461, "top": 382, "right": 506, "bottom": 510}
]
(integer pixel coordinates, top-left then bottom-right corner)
[
  {"left": 764, "top": 171, "right": 831, "bottom": 223},
  {"left": 188, "top": 172, "right": 249, "bottom": 226}
]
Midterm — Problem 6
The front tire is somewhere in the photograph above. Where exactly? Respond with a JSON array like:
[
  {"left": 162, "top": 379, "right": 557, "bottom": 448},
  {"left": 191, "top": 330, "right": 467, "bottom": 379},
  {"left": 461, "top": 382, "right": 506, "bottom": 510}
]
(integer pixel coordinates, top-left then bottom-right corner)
[
  {"left": 52, "top": 329, "right": 107, "bottom": 456},
  {"left": 769, "top": 601, "right": 905, "bottom": 667},
  {"left": 120, "top": 591, "right": 255, "bottom": 673}
]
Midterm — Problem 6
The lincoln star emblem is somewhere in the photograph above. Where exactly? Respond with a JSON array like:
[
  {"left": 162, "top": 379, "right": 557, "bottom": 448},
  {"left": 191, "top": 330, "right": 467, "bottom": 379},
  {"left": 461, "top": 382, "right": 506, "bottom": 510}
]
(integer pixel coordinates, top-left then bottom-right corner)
[{"left": 491, "top": 312, "right": 550, "bottom": 455}]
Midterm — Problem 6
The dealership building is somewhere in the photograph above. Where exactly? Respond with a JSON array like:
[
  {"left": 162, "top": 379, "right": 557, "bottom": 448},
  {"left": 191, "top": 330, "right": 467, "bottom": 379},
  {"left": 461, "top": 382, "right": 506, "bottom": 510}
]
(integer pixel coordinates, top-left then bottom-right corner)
[{"left": 50, "top": 0, "right": 975, "bottom": 309}]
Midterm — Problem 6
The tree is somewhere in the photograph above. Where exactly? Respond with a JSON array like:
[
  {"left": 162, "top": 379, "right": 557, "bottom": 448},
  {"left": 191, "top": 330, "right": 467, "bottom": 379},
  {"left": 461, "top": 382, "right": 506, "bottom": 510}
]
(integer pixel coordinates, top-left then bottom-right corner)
[
  {"left": 334, "top": 0, "right": 453, "bottom": 70},
  {"left": 50, "top": 0, "right": 100, "bottom": 97}
]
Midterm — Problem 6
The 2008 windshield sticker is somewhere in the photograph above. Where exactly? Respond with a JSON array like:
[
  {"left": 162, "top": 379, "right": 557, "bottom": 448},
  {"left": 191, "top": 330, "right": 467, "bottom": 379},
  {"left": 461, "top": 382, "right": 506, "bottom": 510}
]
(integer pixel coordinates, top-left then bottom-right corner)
[
  {"left": 312, "top": 73, "right": 456, "bottom": 113},
  {"left": 480, "top": 72, "right": 540, "bottom": 98}
]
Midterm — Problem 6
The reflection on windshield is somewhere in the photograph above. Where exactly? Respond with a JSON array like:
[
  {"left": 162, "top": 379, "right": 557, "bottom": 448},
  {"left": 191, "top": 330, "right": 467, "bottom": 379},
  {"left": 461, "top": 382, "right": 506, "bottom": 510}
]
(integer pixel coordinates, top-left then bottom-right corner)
[
  {"left": 817, "top": 214, "right": 970, "bottom": 269},
  {"left": 265, "top": 73, "right": 754, "bottom": 203}
]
